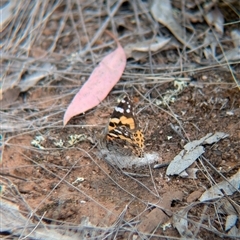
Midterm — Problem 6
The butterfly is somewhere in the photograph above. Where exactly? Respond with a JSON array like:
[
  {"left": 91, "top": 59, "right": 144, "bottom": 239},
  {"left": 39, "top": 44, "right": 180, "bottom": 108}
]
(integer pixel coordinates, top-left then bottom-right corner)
[{"left": 106, "top": 96, "right": 144, "bottom": 158}]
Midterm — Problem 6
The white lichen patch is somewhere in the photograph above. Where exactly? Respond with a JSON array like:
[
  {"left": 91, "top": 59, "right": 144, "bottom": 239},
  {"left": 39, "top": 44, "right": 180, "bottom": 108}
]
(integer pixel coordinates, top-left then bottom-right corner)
[
  {"left": 31, "top": 135, "right": 45, "bottom": 149},
  {"left": 68, "top": 134, "right": 87, "bottom": 146}
]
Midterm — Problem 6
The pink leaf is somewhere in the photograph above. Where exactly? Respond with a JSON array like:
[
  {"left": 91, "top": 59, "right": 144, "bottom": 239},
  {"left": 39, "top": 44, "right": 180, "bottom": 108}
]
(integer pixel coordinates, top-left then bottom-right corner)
[{"left": 63, "top": 35, "right": 126, "bottom": 126}]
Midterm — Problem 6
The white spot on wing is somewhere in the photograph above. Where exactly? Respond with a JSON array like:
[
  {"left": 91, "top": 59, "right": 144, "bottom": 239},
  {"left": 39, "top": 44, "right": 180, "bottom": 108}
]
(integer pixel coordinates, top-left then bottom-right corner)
[
  {"left": 115, "top": 107, "right": 124, "bottom": 113},
  {"left": 113, "top": 129, "right": 122, "bottom": 134},
  {"left": 126, "top": 109, "right": 131, "bottom": 113}
]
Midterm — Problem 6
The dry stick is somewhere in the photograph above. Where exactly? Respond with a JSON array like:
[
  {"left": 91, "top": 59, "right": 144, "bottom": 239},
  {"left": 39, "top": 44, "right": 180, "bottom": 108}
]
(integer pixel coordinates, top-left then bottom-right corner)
[
  {"left": 0, "top": 173, "right": 26, "bottom": 181},
  {"left": 122, "top": 172, "right": 149, "bottom": 177},
  {"left": 74, "top": 0, "right": 96, "bottom": 63},
  {"left": 109, "top": 205, "right": 128, "bottom": 240},
  {"left": 5, "top": 178, "right": 37, "bottom": 225},
  {"left": 20, "top": 212, "right": 46, "bottom": 240},
  {"left": 24, "top": 2, "right": 42, "bottom": 54},
  {"left": 153, "top": 162, "right": 170, "bottom": 169},
  {"left": 147, "top": 159, "right": 161, "bottom": 198},
  {"left": 13, "top": 2, "right": 41, "bottom": 51},
  {"left": 28, "top": 1, "right": 62, "bottom": 45},
  {"left": 48, "top": 7, "right": 68, "bottom": 53},
  {"left": 7, "top": 2, "right": 25, "bottom": 51},
  {"left": 192, "top": 204, "right": 208, "bottom": 238},
  {"left": 131, "top": 1, "right": 142, "bottom": 37},
  {"left": 78, "top": 0, "right": 125, "bottom": 57},
  {"left": 106, "top": 0, "right": 117, "bottom": 38},
  {"left": 29, "top": 1, "right": 48, "bottom": 48},
  {"left": 170, "top": 123, "right": 188, "bottom": 142},
  {"left": 69, "top": 0, "right": 82, "bottom": 50},
  {"left": 201, "top": 156, "right": 240, "bottom": 193}
]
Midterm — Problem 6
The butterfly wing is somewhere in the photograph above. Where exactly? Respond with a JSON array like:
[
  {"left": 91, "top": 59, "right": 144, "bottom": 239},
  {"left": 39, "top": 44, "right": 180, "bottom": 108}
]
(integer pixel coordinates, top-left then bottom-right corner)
[
  {"left": 106, "top": 96, "right": 144, "bottom": 157},
  {"left": 108, "top": 96, "right": 136, "bottom": 133}
]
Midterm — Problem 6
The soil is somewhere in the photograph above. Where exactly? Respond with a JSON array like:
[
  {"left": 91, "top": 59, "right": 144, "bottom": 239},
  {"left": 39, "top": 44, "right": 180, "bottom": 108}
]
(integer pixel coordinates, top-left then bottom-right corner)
[{"left": 1, "top": 71, "right": 239, "bottom": 238}]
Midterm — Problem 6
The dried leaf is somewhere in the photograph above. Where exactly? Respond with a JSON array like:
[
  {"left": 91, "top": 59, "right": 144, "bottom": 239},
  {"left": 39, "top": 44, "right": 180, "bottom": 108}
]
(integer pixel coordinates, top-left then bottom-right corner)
[
  {"left": 166, "top": 132, "right": 229, "bottom": 176},
  {"left": 0, "top": 199, "right": 97, "bottom": 239},
  {"left": 64, "top": 36, "right": 126, "bottom": 125},
  {"left": 18, "top": 63, "right": 55, "bottom": 92},
  {"left": 205, "top": 7, "right": 224, "bottom": 35},
  {"left": 219, "top": 47, "right": 240, "bottom": 62},
  {"left": 231, "top": 29, "right": 240, "bottom": 48},
  {"left": 199, "top": 169, "right": 240, "bottom": 201},
  {"left": 166, "top": 146, "right": 205, "bottom": 176},
  {"left": 202, "top": 132, "right": 229, "bottom": 144},
  {"left": 124, "top": 36, "right": 171, "bottom": 58},
  {"left": 173, "top": 208, "right": 193, "bottom": 238},
  {"left": 218, "top": 202, "right": 240, "bottom": 237},
  {"left": 184, "top": 11, "right": 203, "bottom": 23},
  {"left": 187, "top": 190, "right": 203, "bottom": 203},
  {"left": 219, "top": 29, "right": 240, "bottom": 62},
  {"left": 218, "top": 198, "right": 240, "bottom": 216},
  {"left": 138, "top": 191, "right": 183, "bottom": 233},
  {"left": 203, "top": 31, "right": 218, "bottom": 59},
  {"left": 228, "top": 225, "right": 240, "bottom": 236},
  {"left": 150, "top": 0, "right": 194, "bottom": 49},
  {"left": 179, "top": 168, "right": 198, "bottom": 179},
  {"left": 137, "top": 208, "right": 168, "bottom": 234},
  {"left": 0, "top": 199, "right": 28, "bottom": 233},
  {"left": 0, "top": 86, "right": 20, "bottom": 107},
  {"left": 225, "top": 215, "right": 238, "bottom": 232}
]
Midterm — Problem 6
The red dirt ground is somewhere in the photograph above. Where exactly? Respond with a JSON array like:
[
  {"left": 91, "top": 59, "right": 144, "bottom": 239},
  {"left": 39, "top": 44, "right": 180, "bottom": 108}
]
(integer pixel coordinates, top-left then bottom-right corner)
[{"left": 1, "top": 70, "right": 239, "bottom": 238}]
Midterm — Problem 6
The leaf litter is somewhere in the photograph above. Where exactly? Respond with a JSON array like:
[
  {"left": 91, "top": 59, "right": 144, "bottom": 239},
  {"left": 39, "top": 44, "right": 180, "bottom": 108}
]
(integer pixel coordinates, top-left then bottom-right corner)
[
  {"left": 0, "top": 199, "right": 110, "bottom": 240},
  {"left": 1, "top": 0, "right": 240, "bottom": 239},
  {"left": 199, "top": 169, "right": 240, "bottom": 202},
  {"left": 150, "top": 0, "right": 194, "bottom": 49},
  {"left": 166, "top": 132, "right": 229, "bottom": 176}
]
